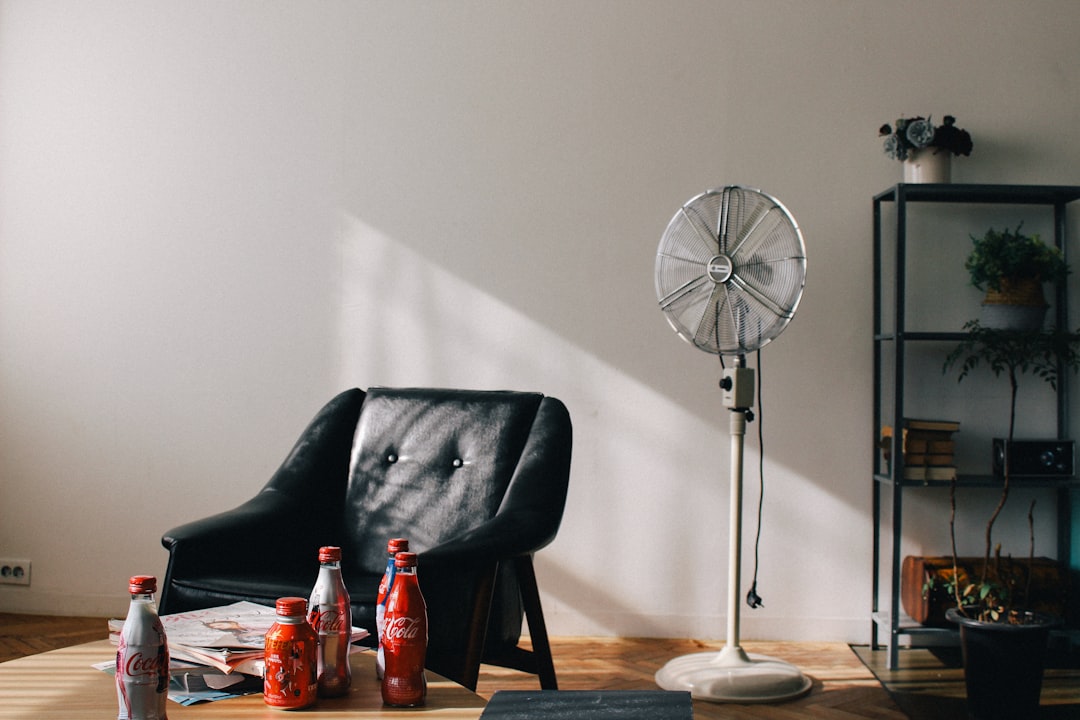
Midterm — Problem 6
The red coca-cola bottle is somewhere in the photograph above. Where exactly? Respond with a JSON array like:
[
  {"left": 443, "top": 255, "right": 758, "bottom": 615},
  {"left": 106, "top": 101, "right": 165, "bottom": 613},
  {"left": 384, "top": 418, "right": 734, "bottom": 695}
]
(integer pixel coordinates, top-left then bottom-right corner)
[
  {"left": 375, "top": 537, "right": 409, "bottom": 679},
  {"left": 263, "top": 597, "right": 317, "bottom": 710},
  {"left": 307, "top": 546, "right": 351, "bottom": 697},
  {"left": 380, "top": 552, "right": 427, "bottom": 707},
  {"left": 116, "top": 575, "right": 169, "bottom": 720}
]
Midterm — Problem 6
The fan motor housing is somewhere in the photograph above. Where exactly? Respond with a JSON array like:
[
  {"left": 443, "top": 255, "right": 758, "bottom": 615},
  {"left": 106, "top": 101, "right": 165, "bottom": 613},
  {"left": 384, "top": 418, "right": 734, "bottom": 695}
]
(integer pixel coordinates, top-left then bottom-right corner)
[
  {"left": 707, "top": 254, "right": 734, "bottom": 283},
  {"left": 721, "top": 367, "right": 755, "bottom": 409}
]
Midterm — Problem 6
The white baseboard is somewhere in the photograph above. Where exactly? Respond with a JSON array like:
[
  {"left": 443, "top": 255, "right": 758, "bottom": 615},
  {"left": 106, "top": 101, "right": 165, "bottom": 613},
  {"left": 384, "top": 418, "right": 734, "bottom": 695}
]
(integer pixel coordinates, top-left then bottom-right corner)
[
  {"left": 0, "top": 588, "right": 128, "bottom": 618},
  {"left": 542, "top": 609, "right": 872, "bottom": 644}
]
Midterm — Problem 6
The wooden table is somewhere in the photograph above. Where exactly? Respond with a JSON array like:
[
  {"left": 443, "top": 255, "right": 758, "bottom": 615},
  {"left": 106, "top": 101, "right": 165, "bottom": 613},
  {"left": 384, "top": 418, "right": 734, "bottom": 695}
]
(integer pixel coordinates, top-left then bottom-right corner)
[{"left": 0, "top": 640, "right": 487, "bottom": 718}]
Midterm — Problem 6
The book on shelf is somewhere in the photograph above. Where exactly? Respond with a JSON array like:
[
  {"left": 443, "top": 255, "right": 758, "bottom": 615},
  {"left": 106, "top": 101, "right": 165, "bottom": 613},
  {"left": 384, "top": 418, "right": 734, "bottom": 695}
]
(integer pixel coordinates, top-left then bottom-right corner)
[
  {"left": 904, "top": 439, "right": 956, "bottom": 455},
  {"left": 903, "top": 453, "right": 955, "bottom": 467},
  {"left": 880, "top": 419, "right": 960, "bottom": 463},
  {"left": 902, "top": 465, "right": 957, "bottom": 482},
  {"left": 904, "top": 418, "right": 961, "bottom": 433}
]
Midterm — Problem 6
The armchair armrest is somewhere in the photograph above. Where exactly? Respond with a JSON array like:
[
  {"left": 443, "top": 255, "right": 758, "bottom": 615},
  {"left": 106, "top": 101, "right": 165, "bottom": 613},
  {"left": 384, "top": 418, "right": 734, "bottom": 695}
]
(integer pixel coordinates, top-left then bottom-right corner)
[
  {"left": 161, "top": 389, "right": 366, "bottom": 581},
  {"left": 162, "top": 490, "right": 313, "bottom": 577}
]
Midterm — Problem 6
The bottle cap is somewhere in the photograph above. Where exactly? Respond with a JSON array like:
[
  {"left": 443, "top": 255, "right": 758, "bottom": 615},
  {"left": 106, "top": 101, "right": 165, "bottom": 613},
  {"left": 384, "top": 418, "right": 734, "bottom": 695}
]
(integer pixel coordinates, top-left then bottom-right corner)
[
  {"left": 318, "top": 546, "right": 342, "bottom": 563},
  {"left": 394, "top": 552, "right": 418, "bottom": 568},
  {"left": 387, "top": 537, "right": 409, "bottom": 553},
  {"left": 275, "top": 597, "right": 308, "bottom": 616},
  {"left": 128, "top": 575, "right": 157, "bottom": 594}
]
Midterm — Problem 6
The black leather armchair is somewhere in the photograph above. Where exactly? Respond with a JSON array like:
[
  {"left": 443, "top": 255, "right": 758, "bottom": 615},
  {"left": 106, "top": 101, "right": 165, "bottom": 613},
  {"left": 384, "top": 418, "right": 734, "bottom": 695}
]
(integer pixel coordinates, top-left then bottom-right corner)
[{"left": 160, "top": 387, "right": 572, "bottom": 690}]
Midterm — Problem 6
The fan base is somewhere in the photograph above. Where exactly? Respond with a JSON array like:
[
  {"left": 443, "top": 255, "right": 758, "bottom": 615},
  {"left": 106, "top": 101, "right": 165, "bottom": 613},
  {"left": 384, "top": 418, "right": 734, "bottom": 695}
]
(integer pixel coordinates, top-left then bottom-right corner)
[{"left": 654, "top": 645, "right": 812, "bottom": 704}]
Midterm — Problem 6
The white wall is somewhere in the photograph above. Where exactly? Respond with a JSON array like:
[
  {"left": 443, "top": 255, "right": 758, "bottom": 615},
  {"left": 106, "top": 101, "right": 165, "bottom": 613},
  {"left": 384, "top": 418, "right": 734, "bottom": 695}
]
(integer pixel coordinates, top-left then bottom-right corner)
[{"left": 2, "top": 0, "right": 1079, "bottom": 644}]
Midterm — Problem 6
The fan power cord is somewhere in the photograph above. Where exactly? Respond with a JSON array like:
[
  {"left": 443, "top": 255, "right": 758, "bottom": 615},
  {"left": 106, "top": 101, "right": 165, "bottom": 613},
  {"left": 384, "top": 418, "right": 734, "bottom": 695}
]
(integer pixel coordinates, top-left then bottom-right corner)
[{"left": 746, "top": 349, "right": 765, "bottom": 609}]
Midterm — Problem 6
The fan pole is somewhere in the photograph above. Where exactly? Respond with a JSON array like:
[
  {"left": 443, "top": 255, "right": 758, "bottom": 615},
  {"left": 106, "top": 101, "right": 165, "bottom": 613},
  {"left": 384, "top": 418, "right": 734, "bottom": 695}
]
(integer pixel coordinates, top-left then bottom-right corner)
[
  {"left": 724, "top": 404, "right": 748, "bottom": 659},
  {"left": 655, "top": 362, "right": 811, "bottom": 703},
  {"left": 719, "top": 362, "right": 753, "bottom": 666}
]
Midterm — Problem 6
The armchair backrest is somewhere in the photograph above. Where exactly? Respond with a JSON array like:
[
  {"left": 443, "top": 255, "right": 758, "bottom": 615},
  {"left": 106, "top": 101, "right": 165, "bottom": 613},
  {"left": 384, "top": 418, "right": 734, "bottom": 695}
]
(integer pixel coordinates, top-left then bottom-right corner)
[{"left": 344, "top": 388, "right": 547, "bottom": 572}]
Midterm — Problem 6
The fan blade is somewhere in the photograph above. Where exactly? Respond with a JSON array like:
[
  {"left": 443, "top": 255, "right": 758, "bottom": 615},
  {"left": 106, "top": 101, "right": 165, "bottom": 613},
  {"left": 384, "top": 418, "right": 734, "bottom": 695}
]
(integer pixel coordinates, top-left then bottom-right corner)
[
  {"left": 657, "top": 273, "right": 712, "bottom": 312},
  {"left": 660, "top": 204, "right": 720, "bottom": 264},
  {"left": 727, "top": 285, "right": 777, "bottom": 352},
  {"left": 743, "top": 254, "right": 806, "bottom": 299},
  {"left": 656, "top": 248, "right": 709, "bottom": 273},
  {"left": 664, "top": 283, "right": 716, "bottom": 344},
  {"left": 718, "top": 187, "right": 735, "bottom": 254},
  {"left": 729, "top": 205, "right": 780, "bottom": 259},
  {"left": 682, "top": 205, "right": 721, "bottom": 256},
  {"left": 720, "top": 188, "right": 766, "bottom": 254},
  {"left": 694, "top": 281, "right": 730, "bottom": 351},
  {"left": 728, "top": 271, "right": 796, "bottom": 320}
]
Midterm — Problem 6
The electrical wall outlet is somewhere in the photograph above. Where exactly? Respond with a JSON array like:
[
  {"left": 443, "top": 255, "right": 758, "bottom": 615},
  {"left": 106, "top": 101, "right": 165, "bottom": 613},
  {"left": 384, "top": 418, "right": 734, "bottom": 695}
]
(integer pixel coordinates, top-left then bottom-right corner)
[{"left": 0, "top": 559, "right": 31, "bottom": 586}]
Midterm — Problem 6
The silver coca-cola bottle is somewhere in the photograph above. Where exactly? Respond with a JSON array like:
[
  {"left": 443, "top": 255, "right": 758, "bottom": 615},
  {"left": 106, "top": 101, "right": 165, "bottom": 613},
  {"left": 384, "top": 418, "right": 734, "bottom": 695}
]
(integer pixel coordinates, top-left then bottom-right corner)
[
  {"left": 307, "top": 546, "right": 352, "bottom": 697},
  {"left": 116, "top": 575, "right": 169, "bottom": 720}
]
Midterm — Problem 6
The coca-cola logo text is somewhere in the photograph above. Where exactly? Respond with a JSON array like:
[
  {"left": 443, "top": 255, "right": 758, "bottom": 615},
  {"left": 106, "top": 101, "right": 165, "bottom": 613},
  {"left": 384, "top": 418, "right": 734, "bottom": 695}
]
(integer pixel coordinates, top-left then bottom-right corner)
[
  {"left": 310, "top": 608, "right": 346, "bottom": 633},
  {"left": 384, "top": 616, "right": 424, "bottom": 641},
  {"left": 123, "top": 650, "right": 162, "bottom": 678}
]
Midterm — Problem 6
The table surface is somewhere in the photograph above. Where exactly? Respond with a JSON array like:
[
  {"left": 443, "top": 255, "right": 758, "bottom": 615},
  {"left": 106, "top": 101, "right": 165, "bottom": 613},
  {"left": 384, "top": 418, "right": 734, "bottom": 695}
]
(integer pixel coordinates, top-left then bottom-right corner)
[{"left": 0, "top": 640, "right": 487, "bottom": 718}]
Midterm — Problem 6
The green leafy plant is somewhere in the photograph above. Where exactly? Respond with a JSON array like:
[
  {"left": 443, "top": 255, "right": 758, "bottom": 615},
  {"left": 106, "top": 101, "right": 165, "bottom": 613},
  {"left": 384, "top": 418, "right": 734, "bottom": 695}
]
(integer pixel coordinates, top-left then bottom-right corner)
[
  {"left": 964, "top": 224, "right": 1068, "bottom": 293},
  {"left": 942, "top": 321, "right": 1080, "bottom": 622},
  {"left": 879, "top": 115, "right": 973, "bottom": 161},
  {"left": 921, "top": 553, "right": 1028, "bottom": 623}
]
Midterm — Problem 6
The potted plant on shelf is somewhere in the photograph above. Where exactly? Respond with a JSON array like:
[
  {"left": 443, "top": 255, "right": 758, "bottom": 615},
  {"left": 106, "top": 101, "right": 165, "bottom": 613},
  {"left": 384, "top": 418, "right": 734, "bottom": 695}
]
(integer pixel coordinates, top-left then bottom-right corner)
[
  {"left": 965, "top": 223, "right": 1069, "bottom": 331},
  {"left": 941, "top": 321, "right": 1080, "bottom": 720},
  {"left": 878, "top": 115, "right": 973, "bottom": 183}
]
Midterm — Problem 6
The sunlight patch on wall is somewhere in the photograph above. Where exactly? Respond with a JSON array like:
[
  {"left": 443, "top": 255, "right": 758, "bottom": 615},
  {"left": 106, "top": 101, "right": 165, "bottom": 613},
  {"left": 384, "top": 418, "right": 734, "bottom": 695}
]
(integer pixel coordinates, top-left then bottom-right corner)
[{"left": 332, "top": 213, "right": 860, "bottom": 640}]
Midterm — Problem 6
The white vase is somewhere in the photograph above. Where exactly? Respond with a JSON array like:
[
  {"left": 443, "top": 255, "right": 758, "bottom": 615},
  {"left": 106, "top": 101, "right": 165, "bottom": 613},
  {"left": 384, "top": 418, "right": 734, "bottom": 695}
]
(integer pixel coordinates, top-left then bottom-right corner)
[{"left": 902, "top": 148, "right": 951, "bottom": 183}]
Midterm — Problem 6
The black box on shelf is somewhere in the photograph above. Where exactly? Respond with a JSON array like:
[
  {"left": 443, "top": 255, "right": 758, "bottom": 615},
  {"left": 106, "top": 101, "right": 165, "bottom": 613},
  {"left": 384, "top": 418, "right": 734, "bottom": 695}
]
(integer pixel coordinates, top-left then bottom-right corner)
[{"left": 992, "top": 438, "right": 1074, "bottom": 477}]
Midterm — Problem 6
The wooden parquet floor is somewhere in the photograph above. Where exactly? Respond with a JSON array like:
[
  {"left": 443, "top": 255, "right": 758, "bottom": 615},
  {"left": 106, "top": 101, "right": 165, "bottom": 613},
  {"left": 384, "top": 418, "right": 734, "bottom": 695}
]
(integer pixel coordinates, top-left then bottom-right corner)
[{"left": 0, "top": 613, "right": 906, "bottom": 719}]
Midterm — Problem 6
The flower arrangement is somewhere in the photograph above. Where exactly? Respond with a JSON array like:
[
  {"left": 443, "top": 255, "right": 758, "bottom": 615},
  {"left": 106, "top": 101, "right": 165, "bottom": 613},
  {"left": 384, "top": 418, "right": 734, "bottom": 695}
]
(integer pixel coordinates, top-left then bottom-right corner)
[{"left": 879, "top": 115, "right": 973, "bottom": 160}]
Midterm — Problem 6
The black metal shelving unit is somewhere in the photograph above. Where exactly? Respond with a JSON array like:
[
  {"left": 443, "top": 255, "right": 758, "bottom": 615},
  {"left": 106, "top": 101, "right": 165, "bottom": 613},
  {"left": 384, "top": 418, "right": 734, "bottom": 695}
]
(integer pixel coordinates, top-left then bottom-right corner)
[{"left": 871, "top": 183, "right": 1080, "bottom": 669}]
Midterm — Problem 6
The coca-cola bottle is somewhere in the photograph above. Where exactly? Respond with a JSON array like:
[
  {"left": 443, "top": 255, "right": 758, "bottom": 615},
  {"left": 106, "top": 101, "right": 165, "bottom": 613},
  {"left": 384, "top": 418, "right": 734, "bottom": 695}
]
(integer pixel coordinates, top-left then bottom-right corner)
[
  {"left": 375, "top": 537, "right": 409, "bottom": 679},
  {"left": 380, "top": 551, "right": 427, "bottom": 707},
  {"left": 116, "top": 575, "right": 169, "bottom": 720},
  {"left": 307, "top": 545, "right": 351, "bottom": 697},
  {"left": 263, "top": 597, "right": 317, "bottom": 709}
]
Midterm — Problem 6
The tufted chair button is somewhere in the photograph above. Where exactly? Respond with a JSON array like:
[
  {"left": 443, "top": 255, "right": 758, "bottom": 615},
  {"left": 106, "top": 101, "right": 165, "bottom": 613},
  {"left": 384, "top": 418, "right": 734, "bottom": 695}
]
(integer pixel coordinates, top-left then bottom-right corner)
[
  {"left": 452, "top": 458, "right": 463, "bottom": 468},
  {"left": 387, "top": 453, "right": 397, "bottom": 463}
]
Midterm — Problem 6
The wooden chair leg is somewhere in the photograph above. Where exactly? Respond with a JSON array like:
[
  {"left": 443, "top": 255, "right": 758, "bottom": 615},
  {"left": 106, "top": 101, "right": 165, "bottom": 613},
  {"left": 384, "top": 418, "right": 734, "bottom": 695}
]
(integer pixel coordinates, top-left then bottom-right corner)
[{"left": 513, "top": 554, "right": 558, "bottom": 690}]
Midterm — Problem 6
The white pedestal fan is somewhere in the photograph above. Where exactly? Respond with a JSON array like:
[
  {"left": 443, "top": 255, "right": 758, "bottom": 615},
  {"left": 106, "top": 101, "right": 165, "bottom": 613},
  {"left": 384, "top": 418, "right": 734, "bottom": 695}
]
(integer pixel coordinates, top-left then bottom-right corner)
[{"left": 653, "top": 185, "right": 811, "bottom": 703}]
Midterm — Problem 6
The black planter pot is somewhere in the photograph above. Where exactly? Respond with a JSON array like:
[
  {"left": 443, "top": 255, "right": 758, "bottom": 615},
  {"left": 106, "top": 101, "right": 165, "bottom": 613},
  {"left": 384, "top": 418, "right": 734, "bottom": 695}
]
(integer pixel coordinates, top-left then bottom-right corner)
[{"left": 946, "top": 608, "right": 1059, "bottom": 720}]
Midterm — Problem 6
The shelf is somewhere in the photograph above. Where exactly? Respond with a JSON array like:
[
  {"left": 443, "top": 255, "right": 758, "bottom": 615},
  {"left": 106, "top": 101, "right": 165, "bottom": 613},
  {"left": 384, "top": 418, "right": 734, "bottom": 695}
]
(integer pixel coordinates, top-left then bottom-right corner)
[
  {"left": 871, "top": 612, "right": 959, "bottom": 647},
  {"left": 871, "top": 183, "right": 1080, "bottom": 669},
  {"left": 874, "top": 472, "right": 1080, "bottom": 489},
  {"left": 874, "top": 331, "right": 969, "bottom": 343},
  {"left": 871, "top": 612, "right": 1080, "bottom": 649},
  {"left": 874, "top": 183, "right": 1080, "bottom": 205}
]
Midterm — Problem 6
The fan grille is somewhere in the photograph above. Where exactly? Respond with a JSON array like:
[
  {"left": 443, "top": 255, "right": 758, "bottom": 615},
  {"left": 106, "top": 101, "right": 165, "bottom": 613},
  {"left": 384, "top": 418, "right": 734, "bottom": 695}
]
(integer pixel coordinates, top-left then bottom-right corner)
[{"left": 655, "top": 186, "right": 806, "bottom": 355}]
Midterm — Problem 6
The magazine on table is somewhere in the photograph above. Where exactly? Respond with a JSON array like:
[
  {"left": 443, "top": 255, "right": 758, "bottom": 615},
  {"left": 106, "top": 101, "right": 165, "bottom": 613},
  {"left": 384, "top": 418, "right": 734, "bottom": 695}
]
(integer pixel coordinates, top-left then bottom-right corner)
[
  {"left": 111, "top": 600, "right": 368, "bottom": 648},
  {"left": 102, "top": 600, "right": 370, "bottom": 704},
  {"left": 110, "top": 600, "right": 278, "bottom": 648}
]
